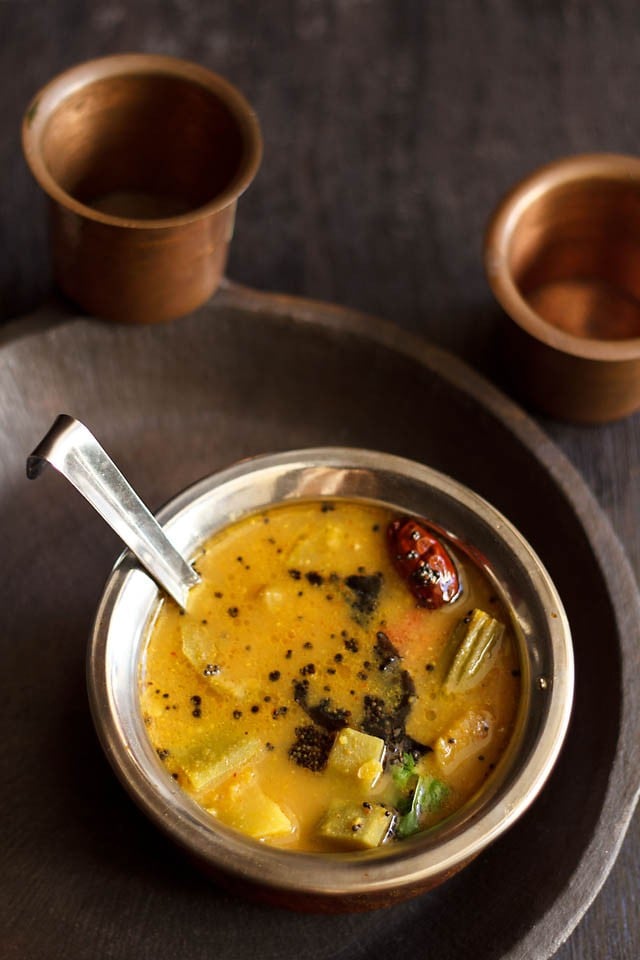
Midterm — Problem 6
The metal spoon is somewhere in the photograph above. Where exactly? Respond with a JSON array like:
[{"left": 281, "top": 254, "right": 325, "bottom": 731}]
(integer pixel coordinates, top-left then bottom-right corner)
[{"left": 26, "top": 414, "right": 200, "bottom": 609}]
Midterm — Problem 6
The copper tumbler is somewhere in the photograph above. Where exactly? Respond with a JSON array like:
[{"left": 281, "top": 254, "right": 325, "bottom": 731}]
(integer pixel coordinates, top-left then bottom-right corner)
[
  {"left": 485, "top": 154, "right": 640, "bottom": 423},
  {"left": 22, "top": 54, "right": 262, "bottom": 323}
]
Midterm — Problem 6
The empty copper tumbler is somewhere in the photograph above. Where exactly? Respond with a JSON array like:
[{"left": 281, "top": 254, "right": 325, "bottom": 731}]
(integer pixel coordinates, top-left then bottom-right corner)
[{"left": 22, "top": 54, "right": 262, "bottom": 323}]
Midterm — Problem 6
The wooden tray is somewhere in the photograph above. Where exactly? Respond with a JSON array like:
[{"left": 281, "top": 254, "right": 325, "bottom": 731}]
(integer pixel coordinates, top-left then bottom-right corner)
[{"left": 2, "top": 282, "right": 639, "bottom": 960}]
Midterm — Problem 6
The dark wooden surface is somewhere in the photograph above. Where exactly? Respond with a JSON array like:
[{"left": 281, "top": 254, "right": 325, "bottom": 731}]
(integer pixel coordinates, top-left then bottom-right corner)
[{"left": 1, "top": 2, "right": 638, "bottom": 957}]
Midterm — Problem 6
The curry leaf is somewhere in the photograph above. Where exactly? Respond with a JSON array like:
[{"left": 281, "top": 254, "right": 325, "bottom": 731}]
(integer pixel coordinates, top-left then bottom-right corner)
[{"left": 396, "top": 775, "right": 450, "bottom": 839}]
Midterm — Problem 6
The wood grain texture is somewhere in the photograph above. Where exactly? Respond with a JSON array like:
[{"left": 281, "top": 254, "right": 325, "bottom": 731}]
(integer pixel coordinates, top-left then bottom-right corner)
[{"left": 1, "top": 2, "right": 639, "bottom": 957}]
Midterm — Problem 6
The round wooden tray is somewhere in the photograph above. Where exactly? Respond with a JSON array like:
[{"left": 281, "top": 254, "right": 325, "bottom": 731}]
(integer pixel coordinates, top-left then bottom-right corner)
[{"left": 2, "top": 282, "right": 639, "bottom": 959}]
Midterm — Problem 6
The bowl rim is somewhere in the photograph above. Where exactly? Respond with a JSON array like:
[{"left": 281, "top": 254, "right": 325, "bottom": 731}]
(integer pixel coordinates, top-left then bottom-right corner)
[
  {"left": 87, "top": 446, "right": 574, "bottom": 902},
  {"left": 484, "top": 152, "right": 640, "bottom": 362},
  {"left": 21, "top": 52, "right": 263, "bottom": 230}
]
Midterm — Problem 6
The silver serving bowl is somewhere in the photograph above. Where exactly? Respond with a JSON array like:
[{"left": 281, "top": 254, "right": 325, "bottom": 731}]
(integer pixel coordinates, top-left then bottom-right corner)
[{"left": 87, "top": 448, "right": 573, "bottom": 911}]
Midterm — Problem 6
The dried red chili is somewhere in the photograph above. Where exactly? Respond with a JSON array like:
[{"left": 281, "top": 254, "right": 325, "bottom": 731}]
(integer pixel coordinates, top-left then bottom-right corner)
[{"left": 387, "top": 516, "right": 460, "bottom": 609}]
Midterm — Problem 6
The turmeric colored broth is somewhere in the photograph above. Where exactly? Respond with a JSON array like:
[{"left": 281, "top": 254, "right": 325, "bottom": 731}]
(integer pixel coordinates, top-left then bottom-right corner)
[{"left": 139, "top": 499, "right": 521, "bottom": 852}]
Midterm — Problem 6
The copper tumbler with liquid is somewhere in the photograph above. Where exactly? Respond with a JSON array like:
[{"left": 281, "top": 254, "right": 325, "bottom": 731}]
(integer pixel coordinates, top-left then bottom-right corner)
[
  {"left": 485, "top": 154, "right": 640, "bottom": 423},
  {"left": 22, "top": 54, "right": 262, "bottom": 323}
]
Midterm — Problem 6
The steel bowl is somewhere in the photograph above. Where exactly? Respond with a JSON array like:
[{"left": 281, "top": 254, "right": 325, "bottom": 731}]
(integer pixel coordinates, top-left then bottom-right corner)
[{"left": 87, "top": 448, "right": 573, "bottom": 911}]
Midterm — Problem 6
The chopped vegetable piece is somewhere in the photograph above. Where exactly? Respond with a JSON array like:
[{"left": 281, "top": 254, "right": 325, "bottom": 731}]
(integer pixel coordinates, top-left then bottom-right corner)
[
  {"left": 206, "top": 769, "right": 294, "bottom": 840},
  {"left": 181, "top": 619, "right": 257, "bottom": 697},
  {"left": 326, "top": 727, "right": 386, "bottom": 789},
  {"left": 435, "top": 710, "right": 493, "bottom": 772},
  {"left": 443, "top": 609, "right": 505, "bottom": 693},
  {"left": 287, "top": 521, "right": 349, "bottom": 569},
  {"left": 396, "top": 775, "right": 450, "bottom": 838},
  {"left": 181, "top": 620, "right": 217, "bottom": 672},
  {"left": 172, "top": 735, "right": 263, "bottom": 792},
  {"left": 318, "top": 801, "right": 396, "bottom": 849}
]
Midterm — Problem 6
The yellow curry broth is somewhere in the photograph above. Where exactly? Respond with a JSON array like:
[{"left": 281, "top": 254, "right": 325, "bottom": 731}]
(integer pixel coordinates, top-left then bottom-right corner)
[{"left": 140, "top": 499, "right": 520, "bottom": 851}]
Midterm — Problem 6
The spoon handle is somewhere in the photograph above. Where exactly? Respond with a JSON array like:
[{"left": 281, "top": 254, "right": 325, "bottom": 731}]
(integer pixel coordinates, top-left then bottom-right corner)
[{"left": 27, "top": 414, "right": 199, "bottom": 609}]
